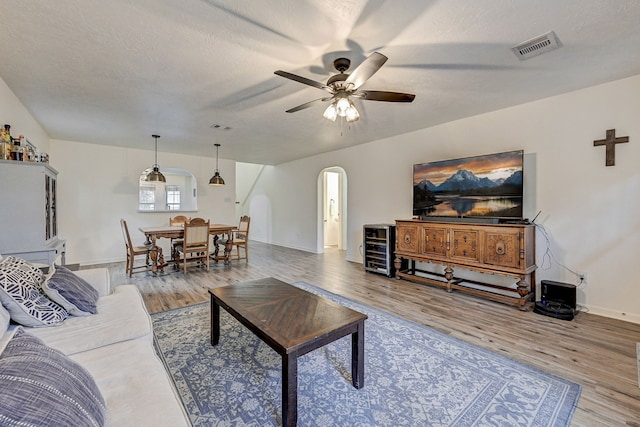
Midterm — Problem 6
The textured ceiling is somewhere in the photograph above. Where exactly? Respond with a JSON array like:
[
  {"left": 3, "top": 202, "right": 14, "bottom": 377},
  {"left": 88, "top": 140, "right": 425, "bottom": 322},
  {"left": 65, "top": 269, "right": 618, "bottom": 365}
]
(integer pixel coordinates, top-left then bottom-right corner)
[{"left": 1, "top": 0, "right": 640, "bottom": 165}]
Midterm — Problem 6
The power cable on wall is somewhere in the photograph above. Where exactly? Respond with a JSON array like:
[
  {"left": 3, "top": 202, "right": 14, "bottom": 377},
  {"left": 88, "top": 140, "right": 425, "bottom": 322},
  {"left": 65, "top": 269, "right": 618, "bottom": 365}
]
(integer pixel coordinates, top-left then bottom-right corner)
[{"left": 534, "top": 222, "right": 585, "bottom": 288}]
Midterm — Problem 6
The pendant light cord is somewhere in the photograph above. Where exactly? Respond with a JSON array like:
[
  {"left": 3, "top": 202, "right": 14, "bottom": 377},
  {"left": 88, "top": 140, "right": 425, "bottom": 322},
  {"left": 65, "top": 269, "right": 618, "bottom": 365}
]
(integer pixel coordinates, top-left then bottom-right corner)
[
  {"left": 215, "top": 143, "right": 220, "bottom": 172},
  {"left": 152, "top": 134, "right": 160, "bottom": 167}
]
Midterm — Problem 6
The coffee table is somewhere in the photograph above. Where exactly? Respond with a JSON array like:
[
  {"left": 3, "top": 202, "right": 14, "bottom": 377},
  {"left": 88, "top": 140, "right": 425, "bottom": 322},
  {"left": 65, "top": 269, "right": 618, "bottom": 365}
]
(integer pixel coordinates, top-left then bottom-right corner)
[{"left": 209, "top": 277, "right": 368, "bottom": 427}]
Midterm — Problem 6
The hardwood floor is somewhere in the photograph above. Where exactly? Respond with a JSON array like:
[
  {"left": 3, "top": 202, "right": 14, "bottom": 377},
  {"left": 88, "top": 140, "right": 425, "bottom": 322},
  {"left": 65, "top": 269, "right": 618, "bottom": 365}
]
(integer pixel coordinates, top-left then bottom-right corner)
[{"left": 97, "top": 241, "right": 640, "bottom": 426}]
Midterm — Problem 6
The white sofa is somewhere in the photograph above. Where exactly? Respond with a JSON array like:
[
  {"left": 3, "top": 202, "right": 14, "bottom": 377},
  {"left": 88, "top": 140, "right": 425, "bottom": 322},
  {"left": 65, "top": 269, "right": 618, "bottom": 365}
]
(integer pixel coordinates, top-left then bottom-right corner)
[{"left": 0, "top": 267, "right": 191, "bottom": 427}]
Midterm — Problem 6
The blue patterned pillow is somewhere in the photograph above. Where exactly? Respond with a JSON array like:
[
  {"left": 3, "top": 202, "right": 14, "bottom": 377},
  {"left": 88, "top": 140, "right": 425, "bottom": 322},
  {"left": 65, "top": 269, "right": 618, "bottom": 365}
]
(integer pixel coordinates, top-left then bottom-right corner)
[
  {"left": 42, "top": 264, "right": 99, "bottom": 316},
  {"left": 0, "top": 256, "right": 68, "bottom": 327},
  {"left": 0, "top": 328, "right": 106, "bottom": 426}
]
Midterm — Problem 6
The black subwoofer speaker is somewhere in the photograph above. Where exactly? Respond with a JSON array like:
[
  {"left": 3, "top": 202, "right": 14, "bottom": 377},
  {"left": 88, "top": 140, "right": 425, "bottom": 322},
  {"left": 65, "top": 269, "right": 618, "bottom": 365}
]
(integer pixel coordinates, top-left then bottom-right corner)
[{"left": 534, "top": 280, "right": 577, "bottom": 320}]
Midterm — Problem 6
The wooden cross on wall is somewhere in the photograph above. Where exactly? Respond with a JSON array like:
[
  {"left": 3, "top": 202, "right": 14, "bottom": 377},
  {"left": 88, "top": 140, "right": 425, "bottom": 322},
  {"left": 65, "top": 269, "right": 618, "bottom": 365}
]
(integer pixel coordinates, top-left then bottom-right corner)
[{"left": 593, "top": 129, "right": 629, "bottom": 166}]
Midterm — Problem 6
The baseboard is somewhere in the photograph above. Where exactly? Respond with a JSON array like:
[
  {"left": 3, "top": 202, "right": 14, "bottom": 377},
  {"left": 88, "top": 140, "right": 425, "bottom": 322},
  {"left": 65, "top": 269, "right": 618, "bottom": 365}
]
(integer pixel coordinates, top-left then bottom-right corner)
[
  {"left": 74, "top": 256, "right": 126, "bottom": 268},
  {"left": 637, "top": 342, "right": 640, "bottom": 388},
  {"left": 581, "top": 303, "right": 640, "bottom": 325},
  {"left": 262, "top": 240, "right": 320, "bottom": 254}
]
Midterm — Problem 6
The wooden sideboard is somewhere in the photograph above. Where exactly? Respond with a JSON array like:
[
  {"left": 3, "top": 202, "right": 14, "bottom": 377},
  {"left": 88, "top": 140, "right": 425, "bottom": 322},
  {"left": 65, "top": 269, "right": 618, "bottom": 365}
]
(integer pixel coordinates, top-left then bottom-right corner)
[{"left": 394, "top": 219, "right": 536, "bottom": 310}]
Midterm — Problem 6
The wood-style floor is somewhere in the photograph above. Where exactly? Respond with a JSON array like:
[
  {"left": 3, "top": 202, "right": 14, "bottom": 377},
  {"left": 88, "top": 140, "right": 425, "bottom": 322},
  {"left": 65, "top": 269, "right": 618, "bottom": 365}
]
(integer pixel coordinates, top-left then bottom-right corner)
[{"left": 98, "top": 242, "right": 640, "bottom": 426}]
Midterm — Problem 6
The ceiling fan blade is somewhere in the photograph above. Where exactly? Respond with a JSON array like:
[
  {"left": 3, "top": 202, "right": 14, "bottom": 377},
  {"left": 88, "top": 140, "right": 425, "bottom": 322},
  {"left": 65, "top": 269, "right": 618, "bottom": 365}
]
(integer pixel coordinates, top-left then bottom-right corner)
[
  {"left": 285, "top": 97, "right": 333, "bottom": 113},
  {"left": 345, "top": 52, "right": 388, "bottom": 90},
  {"left": 274, "top": 70, "right": 331, "bottom": 91},
  {"left": 356, "top": 90, "right": 416, "bottom": 102}
]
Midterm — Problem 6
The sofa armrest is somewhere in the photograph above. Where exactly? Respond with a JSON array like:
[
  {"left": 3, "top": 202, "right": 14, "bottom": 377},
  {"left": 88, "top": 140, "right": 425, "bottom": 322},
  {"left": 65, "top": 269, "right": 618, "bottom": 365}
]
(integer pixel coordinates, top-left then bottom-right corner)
[{"left": 74, "top": 268, "right": 111, "bottom": 297}]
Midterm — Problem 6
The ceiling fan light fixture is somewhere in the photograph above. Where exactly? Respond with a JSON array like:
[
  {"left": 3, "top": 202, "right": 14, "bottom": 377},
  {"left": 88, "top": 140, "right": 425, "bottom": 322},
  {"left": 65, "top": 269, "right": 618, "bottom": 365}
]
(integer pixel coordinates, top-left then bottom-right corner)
[
  {"left": 336, "top": 95, "right": 351, "bottom": 116},
  {"left": 209, "top": 143, "right": 225, "bottom": 186},
  {"left": 146, "top": 135, "right": 166, "bottom": 183},
  {"left": 345, "top": 103, "right": 360, "bottom": 122},
  {"left": 323, "top": 103, "right": 338, "bottom": 121},
  {"left": 275, "top": 52, "right": 415, "bottom": 125}
]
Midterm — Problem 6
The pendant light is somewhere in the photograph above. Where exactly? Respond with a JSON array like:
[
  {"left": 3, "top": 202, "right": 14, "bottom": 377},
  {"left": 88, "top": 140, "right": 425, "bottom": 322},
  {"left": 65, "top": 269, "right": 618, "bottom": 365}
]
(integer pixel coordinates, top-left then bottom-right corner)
[
  {"left": 146, "top": 134, "right": 166, "bottom": 183},
  {"left": 209, "top": 143, "right": 225, "bottom": 186}
]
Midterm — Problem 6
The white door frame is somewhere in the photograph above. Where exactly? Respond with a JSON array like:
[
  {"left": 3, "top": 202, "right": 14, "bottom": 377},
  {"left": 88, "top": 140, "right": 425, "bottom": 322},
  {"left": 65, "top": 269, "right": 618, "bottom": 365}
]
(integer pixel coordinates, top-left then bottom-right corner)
[{"left": 317, "top": 166, "right": 347, "bottom": 253}]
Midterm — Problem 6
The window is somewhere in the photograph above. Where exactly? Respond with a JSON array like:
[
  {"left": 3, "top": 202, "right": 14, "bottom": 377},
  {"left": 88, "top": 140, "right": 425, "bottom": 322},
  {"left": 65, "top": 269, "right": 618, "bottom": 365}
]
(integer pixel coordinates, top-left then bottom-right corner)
[
  {"left": 139, "top": 184, "right": 156, "bottom": 211},
  {"left": 138, "top": 167, "right": 198, "bottom": 212},
  {"left": 166, "top": 185, "right": 181, "bottom": 211}
]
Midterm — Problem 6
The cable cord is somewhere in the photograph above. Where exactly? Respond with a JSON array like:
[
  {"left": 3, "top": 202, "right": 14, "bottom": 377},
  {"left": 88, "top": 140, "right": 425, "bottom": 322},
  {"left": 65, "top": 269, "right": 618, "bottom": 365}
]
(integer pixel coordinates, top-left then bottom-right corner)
[{"left": 534, "top": 222, "right": 585, "bottom": 288}]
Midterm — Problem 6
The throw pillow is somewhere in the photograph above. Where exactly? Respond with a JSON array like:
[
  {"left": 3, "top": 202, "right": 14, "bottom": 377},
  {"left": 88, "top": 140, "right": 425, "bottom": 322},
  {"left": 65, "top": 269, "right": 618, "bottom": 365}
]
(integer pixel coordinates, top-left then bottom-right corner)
[
  {"left": 0, "top": 304, "right": 9, "bottom": 338},
  {"left": 0, "top": 256, "right": 68, "bottom": 327},
  {"left": 0, "top": 328, "right": 106, "bottom": 427},
  {"left": 42, "top": 264, "right": 99, "bottom": 316}
]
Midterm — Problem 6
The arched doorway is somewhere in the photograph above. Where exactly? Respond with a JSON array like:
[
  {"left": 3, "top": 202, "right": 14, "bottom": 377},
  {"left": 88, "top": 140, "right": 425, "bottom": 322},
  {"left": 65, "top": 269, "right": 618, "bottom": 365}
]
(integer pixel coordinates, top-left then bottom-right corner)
[{"left": 317, "top": 167, "right": 347, "bottom": 253}]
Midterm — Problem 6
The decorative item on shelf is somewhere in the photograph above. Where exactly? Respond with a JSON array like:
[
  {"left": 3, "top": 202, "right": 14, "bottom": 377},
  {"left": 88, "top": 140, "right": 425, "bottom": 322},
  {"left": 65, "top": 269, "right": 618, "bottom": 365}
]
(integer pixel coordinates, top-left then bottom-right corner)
[
  {"left": 24, "top": 139, "right": 36, "bottom": 162},
  {"left": 2, "top": 124, "right": 11, "bottom": 143},
  {"left": 0, "top": 124, "right": 32, "bottom": 162},
  {"left": 0, "top": 138, "right": 9, "bottom": 161},
  {"left": 1, "top": 125, "right": 12, "bottom": 160},
  {"left": 146, "top": 134, "right": 166, "bottom": 183},
  {"left": 209, "top": 143, "right": 225, "bottom": 186}
]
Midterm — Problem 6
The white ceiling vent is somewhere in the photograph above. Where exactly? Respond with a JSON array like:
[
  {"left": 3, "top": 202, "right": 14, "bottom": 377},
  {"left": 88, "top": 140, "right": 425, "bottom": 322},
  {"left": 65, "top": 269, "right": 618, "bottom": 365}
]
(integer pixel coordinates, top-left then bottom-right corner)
[{"left": 512, "top": 31, "right": 561, "bottom": 60}]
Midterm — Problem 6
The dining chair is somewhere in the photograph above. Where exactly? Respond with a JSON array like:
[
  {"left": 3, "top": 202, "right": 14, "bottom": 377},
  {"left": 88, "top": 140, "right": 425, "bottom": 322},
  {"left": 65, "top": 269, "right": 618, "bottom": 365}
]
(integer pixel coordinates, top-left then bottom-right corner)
[
  {"left": 169, "top": 215, "right": 190, "bottom": 226},
  {"left": 120, "top": 219, "right": 152, "bottom": 277},
  {"left": 176, "top": 218, "right": 210, "bottom": 273},
  {"left": 230, "top": 215, "right": 251, "bottom": 262},
  {"left": 187, "top": 217, "right": 207, "bottom": 226},
  {"left": 169, "top": 215, "right": 190, "bottom": 265}
]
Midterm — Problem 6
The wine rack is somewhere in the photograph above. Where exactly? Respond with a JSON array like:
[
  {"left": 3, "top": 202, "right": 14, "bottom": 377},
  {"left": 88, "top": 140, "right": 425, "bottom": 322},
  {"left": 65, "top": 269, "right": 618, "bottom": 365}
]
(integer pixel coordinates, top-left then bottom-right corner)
[{"left": 363, "top": 224, "right": 395, "bottom": 277}]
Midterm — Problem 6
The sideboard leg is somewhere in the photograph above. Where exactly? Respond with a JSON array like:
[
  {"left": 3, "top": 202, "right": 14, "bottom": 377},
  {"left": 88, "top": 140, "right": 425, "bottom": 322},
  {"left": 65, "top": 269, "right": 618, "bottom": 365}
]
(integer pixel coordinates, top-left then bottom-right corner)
[
  {"left": 516, "top": 276, "right": 530, "bottom": 311},
  {"left": 445, "top": 265, "right": 454, "bottom": 292}
]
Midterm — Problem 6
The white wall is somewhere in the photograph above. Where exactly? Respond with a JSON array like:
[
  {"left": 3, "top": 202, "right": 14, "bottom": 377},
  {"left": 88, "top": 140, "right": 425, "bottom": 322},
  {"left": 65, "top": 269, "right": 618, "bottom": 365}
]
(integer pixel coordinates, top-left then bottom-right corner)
[
  {"left": 1, "top": 74, "right": 237, "bottom": 267},
  {"left": 0, "top": 77, "right": 50, "bottom": 153},
  {"left": 245, "top": 74, "right": 640, "bottom": 323},
  {"left": 235, "top": 162, "right": 265, "bottom": 218},
  {"left": 2, "top": 72, "right": 639, "bottom": 322},
  {"left": 50, "top": 139, "right": 237, "bottom": 265}
]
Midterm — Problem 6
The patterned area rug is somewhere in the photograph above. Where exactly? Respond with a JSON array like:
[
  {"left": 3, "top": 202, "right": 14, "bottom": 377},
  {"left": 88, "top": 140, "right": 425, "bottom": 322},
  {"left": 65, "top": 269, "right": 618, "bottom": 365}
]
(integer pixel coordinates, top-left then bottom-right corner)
[{"left": 152, "top": 281, "right": 581, "bottom": 427}]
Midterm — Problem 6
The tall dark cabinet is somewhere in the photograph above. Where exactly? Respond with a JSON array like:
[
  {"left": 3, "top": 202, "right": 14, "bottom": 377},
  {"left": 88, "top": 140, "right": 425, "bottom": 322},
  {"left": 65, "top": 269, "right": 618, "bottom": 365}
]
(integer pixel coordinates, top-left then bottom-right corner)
[{"left": 363, "top": 224, "right": 396, "bottom": 277}]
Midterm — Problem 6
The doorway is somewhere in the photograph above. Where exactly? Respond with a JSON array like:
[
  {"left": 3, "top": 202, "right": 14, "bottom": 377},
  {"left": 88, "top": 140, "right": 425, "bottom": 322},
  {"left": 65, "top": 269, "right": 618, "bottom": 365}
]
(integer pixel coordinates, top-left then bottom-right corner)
[{"left": 318, "top": 167, "right": 347, "bottom": 253}]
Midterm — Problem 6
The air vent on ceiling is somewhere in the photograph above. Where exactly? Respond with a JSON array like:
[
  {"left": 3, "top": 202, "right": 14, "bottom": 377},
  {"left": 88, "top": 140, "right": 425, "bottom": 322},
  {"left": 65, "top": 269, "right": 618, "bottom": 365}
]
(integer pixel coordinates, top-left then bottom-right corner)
[
  {"left": 512, "top": 31, "right": 561, "bottom": 60},
  {"left": 210, "top": 124, "right": 232, "bottom": 131}
]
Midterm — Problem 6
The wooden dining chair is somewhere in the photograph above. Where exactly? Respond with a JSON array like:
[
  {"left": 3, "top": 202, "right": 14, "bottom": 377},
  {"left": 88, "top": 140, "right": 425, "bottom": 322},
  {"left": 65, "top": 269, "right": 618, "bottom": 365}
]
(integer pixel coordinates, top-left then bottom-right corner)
[
  {"left": 120, "top": 219, "right": 152, "bottom": 277},
  {"left": 230, "top": 215, "right": 251, "bottom": 262},
  {"left": 169, "top": 215, "right": 190, "bottom": 265},
  {"left": 169, "top": 215, "right": 190, "bottom": 226},
  {"left": 176, "top": 218, "right": 210, "bottom": 273},
  {"left": 187, "top": 217, "right": 207, "bottom": 226}
]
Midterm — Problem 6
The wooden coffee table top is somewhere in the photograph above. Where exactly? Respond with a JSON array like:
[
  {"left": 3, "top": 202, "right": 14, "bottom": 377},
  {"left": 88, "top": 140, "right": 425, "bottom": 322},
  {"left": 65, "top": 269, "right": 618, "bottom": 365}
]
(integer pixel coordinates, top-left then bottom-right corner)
[{"left": 209, "top": 277, "right": 367, "bottom": 355}]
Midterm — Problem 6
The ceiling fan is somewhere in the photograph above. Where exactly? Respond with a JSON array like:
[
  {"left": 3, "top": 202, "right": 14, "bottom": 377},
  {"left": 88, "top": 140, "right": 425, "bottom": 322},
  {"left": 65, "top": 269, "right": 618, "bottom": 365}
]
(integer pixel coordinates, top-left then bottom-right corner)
[{"left": 274, "top": 52, "right": 415, "bottom": 123}]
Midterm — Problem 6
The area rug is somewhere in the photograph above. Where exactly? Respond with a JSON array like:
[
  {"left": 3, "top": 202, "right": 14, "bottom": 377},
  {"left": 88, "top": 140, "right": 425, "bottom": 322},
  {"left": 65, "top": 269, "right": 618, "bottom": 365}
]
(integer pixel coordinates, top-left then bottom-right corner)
[{"left": 151, "top": 281, "right": 581, "bottom": 427}]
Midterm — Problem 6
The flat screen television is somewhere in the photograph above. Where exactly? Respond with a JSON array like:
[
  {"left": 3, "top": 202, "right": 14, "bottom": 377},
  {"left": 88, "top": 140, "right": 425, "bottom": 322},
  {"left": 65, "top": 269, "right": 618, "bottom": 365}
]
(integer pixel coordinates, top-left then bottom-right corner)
[{"left": 413, "top": 150, "right": 524, "bottom": 220}]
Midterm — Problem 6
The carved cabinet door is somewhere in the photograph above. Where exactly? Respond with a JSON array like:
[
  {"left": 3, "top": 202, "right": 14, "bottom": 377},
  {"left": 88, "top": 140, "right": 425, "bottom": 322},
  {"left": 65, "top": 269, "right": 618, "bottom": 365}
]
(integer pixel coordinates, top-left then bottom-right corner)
[
  {"left": 450, "top": 229, "right": 481, "bottom": 263},
  {"left": 484, "top": 230, "right": 520, "bottom": 268},
  {"left": 421, "top": 226, "right": 447, "bottom": 258},
  {"left": 396, "top": 224, "right": 419, "bottom": 254}
]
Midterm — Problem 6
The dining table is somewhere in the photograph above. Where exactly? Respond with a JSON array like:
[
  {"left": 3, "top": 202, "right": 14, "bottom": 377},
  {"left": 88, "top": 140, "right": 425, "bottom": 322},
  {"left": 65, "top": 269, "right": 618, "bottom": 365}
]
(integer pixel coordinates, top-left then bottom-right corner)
[{"left": 139, "top": 223, "right": 236, "bottom": 275}]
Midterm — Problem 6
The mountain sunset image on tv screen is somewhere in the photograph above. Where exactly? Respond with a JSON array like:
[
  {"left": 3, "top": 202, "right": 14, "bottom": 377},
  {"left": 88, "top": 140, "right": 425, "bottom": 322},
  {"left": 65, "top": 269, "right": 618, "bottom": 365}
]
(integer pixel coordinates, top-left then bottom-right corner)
[{"left": 413, "top": 150, "right": 524, "bottom": 219}]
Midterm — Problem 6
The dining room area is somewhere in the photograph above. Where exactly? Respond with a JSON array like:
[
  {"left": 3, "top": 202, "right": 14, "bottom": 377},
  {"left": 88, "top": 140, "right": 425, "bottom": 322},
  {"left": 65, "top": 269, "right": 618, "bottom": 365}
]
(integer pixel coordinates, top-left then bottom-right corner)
[{"left": 120, "top": 215, "right": 251, "bottom": 278}]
